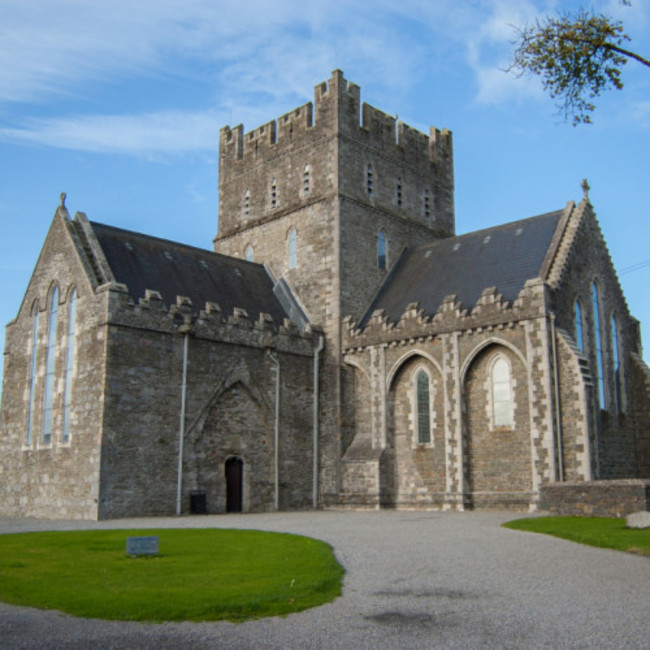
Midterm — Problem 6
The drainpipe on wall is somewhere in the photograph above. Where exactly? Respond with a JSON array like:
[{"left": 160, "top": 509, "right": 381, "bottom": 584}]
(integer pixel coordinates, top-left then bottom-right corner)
[
  {"left": 313, "top": 335, "right": 324, "bottom": 509},
  {"left": 267, "top": 350, "right": 280, "bottom": 511},
  {"left": 549, "top": 312, "right": 564, "bottom": 481},
  {"left": 176, "top": 330, "right": 190, "bottom": 515}
]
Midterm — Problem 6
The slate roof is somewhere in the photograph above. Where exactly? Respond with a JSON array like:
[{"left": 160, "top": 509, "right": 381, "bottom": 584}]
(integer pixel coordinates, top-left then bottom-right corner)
[
  {"left": 91, "top": 222, "right": 290, "bottom": 325},
  {"left": 360, "top": 210, "right": 564, "bottom": 328}
]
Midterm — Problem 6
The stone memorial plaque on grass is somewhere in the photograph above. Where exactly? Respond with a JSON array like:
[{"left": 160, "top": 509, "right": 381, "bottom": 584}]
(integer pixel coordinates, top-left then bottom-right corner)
[{"left": 126, "top": 536, "right": 159, "bottom": 556}]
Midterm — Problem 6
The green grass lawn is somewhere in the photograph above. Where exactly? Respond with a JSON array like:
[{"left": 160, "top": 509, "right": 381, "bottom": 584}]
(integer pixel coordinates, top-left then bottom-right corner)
[
  {"left": 503, "top": 516, "right": 650, "bottom": 556},
  {"left": 0, "top": 528, "right": 344, "bottom": 622}
]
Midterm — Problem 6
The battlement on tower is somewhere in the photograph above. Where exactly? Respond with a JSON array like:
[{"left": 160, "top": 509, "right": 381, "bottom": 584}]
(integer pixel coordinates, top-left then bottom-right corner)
[
  {"left": 219, "top": 70, "right": 452, "bottom": 168},
  {"left": 216, "top": 69, "right": 455, "bottom": 266}
]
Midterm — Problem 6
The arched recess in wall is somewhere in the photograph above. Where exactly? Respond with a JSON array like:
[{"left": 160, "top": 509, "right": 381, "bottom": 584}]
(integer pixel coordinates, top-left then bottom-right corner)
[
  {"left": 384, "top": 352, "right": 446, "bottom": 507},
  {"left": 386, "top": 349, "right": 444, "bottom": 392},
  {"left": 192, "top": 381, "right": 270, "bottom": 514},
  {"left": 187, "top": 359, "right": 273, "bottom": 515},
  {"left": 461, "top": 343, "right": 531, "bottom": 507},
  {"left": 460, "top": 337, "right": 527, "bottom": 384}
]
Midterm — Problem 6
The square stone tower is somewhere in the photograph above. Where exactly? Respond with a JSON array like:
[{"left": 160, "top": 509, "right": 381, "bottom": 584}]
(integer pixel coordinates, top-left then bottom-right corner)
[{"left": 214, "top": 70, "right": 454, "bottom": 502}]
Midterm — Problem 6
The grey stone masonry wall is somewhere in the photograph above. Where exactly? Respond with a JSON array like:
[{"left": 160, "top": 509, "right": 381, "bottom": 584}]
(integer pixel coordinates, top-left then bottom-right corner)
[
  {"left": 540, "top": 479, "right": 650, "bottom": 517},
  {"left": 215, "top": 70, "right": 456, "bottom": 505},
  {"left": 342, "top": 280, "right": 560, "bottom": 511},
  {"left": 629, "top": 353, "right": 650, "bottom": 477},
  {"left": 0, "top": 207, "right": 109, "bottom": 519},
  {"left": 97, "top": 286, "right": 317, "bottom": 518},
  {"left": 547, "top": 200, "right": 646, "bottom": 480}
]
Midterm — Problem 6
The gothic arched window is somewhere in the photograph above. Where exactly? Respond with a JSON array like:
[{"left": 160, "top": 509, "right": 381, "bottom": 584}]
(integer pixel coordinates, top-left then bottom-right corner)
[
  {"left": 575, "top": 299, "right": 585, "bottom": 353},
  {"left": 377, "top": 230, "right": 387, "bottom": 270},
  {"left": 611, "top": 314, "right": 623, "bottom": 413},
  {"left": 26, "top": 304, "right": 39, "bottom": 446},
  {"left": 42, "top": 286, "right": 59, "bottom": 444},
  {"left": 62, "top": 289, "right": 77, "bottom": 443},
  {"left": 492, "top": 356, "right": 512, "bottom": 427},
  {"left": 288, "top": 228, "right": 297, "bottom": 269},
  {"left": 592, "top": 282, "right": 606, "bottom": 408},
  {"left": 416, "top": 370, "right": 431, "bottom": 444}
]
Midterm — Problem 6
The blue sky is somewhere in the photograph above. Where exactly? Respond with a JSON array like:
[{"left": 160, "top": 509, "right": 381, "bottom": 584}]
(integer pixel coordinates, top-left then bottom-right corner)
[{"left": 1, "top": 0, "right": 649, "bottom": 393}]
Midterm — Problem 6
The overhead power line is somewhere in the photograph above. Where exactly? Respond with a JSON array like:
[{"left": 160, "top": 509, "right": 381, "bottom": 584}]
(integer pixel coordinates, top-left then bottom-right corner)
[{"left": 620, "top": 259, "right": 650, "bottom": 276}]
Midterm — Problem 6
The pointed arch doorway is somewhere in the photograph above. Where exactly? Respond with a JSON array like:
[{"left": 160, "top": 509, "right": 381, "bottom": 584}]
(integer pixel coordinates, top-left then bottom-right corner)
[{"left": 225, "top": 457, "right": 244, "bottom": 513}]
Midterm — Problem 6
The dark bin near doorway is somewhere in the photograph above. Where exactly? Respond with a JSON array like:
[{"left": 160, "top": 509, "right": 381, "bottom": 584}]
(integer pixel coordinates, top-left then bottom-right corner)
[{"left": 190, "top": 490, "right": 207, "bottom": 514}]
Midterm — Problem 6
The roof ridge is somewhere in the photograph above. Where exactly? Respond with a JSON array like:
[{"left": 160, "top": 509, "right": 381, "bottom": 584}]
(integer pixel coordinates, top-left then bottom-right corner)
[{"left": 414, "top": 209, "right": 564, "bottom": 251}]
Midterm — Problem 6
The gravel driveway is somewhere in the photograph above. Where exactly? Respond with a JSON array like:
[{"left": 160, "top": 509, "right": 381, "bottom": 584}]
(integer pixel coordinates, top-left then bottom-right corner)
[{"left": 1, "top": 510, "right": 648, "bottom": 649}]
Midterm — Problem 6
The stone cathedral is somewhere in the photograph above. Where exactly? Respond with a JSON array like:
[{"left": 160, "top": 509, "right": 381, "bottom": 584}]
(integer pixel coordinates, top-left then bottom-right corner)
[{"left": 1, "top": 71, "right": 649, "bottom": 520}]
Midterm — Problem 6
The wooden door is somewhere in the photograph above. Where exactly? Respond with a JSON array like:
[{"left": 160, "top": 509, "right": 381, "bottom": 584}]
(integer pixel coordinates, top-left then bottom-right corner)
[{"left": 225, "top": 457, "right": 243, "bottom": 513}]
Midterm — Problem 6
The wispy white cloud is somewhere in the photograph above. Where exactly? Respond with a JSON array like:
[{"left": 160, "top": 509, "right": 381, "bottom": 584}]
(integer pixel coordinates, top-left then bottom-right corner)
[
  {"left": 2, "top": 0, "right": 633, "bottom": 155},
  {"left": 463, "top": 0, "right": 546, "bottom": 106},
  {"left": 0, "top": 110, "right": 225, "bottom": 155}
]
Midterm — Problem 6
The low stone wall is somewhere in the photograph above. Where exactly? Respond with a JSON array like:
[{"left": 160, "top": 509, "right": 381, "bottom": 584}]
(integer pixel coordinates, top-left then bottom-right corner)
[{"left": 539, "top": 480, "right": 650, "bottom": 517}]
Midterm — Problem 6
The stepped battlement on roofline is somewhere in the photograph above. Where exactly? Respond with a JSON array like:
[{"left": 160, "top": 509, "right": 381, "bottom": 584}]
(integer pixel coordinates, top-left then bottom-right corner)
[
  {"left": 100, "top": 283, "right": 318, "bottom": 355},
  {"left": 219, "top": 69, "right": 452, "bottom": 167},
  {"left": 342, "top": 280, "right": 548, "bottom": 351}
]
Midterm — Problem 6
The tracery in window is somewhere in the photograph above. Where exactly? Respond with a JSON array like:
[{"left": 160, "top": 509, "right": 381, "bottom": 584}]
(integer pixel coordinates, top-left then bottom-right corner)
[
  {"left": 424, "top": 190, "right": 431, "bottom": 221},
  {"left": 575, "top": 299, "right": 585, "bottom": 353},
  {"left": 26, "top": 305, "right": 39, "bottom": 446},
  {"left": 492, "top": 356, "right": 512, "bottom": 427},
  {"left": 245, "top": 245, "right": 254, "bottom": 262},
  {"left": 288, "top": 228, "right": 297, "bottom": 269},
  {"left": 62, "top": 290, "right": 77, "bottom": 443},
  {"left": 366, "top": 164, "right": 373, "bottom": 196},
  {"left": 396, "top": 177, "right": 402, "bottom": 207},
  {"left": 611, "top": 314, "right": 623, "bottom": 413},
  {"left": 592, "top": 282, "right": 606, "bottom": 408},
  {"left": 377, "top": 230, "right": 387, "bottom": 270},
  {"left": 42, "top": 287, "right": 59, "bottom": 444},
  {"left": 416, "top": 370, "right": 431, "bottom": 444}
]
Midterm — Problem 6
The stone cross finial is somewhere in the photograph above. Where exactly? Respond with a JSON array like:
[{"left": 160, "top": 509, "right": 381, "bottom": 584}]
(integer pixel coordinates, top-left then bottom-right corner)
[
  {"left": 59, "top": 192, "right": 67, "bottom": 208},
  {"left": 580, "top": 178, "right": 590, "bottom": 201}
]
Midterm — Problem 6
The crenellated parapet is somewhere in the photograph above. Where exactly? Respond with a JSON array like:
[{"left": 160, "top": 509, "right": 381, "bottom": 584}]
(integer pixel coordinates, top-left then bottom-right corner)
[
  {"left": 104, "top": 285, "right": 317, "bottom": 356},
  {"left": 219, "top": 70, "right": 449, "bottom": 168},
  {"left": 357, "top": 103, "right": 452, "bottom": 166},
  {"left": 342, "top": 279, "right": 548, "bottom": 351},
  {"left": 216, "top": 68, "right": 455, "bottom": 251}
]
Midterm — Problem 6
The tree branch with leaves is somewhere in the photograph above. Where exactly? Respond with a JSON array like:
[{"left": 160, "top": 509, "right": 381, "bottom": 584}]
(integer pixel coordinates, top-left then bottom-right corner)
[{"left": 508, "top": 6, "right": 650, "bottom": 125}]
